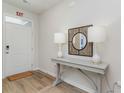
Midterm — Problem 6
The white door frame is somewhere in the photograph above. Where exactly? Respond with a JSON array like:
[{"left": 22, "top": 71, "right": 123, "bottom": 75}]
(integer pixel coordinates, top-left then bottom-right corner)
[{"left": 2, "top": 13, "right": 34, "bottom": 78}]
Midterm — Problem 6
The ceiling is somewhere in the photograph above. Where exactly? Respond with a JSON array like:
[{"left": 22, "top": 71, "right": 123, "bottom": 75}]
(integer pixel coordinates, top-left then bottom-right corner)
[{"left": 3, "top": 0, "right": 64, "bottom": 14}]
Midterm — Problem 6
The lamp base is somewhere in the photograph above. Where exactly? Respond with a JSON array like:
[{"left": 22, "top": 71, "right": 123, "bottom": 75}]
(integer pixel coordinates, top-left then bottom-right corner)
[
  {"left": 92, "top": 54, "right": 101, "bottom": 64},
  {"left": 57, "top": 51, "right": 63, "bottom": 58}
]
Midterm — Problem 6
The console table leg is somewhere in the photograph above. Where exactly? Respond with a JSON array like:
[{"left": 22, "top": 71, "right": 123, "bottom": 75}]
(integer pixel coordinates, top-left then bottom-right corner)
[
  {"left": 53, "top": 63, "right": 62, "bottom": 86},
  {"left": 97, "top": 74, "right": 103, "bottom": 93}
]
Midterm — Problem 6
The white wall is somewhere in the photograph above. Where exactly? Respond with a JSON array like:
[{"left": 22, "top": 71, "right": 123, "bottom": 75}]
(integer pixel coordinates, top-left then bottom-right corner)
[
  {"left": 2, "top": 2, "right": 40, "bottom": 77},
  {"left": 39, "top": 0, "right": 121, "bottom": 93}
]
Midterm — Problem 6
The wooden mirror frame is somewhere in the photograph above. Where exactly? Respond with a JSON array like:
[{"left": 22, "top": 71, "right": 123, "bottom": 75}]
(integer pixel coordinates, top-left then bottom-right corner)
[{"left": 68, "top": 25, "right": 93, "bottom": 57}]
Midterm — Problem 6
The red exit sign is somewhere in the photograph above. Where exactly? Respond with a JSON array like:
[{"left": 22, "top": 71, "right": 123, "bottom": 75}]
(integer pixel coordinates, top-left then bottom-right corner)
[{"left": 16, "top": 11, "right": 24, "bottom": 17}]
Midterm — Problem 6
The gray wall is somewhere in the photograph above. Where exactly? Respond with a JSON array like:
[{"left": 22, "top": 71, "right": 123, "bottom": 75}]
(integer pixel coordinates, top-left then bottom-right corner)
[{"left": 39, "top": 0, "right": 121, "bottom": 93}]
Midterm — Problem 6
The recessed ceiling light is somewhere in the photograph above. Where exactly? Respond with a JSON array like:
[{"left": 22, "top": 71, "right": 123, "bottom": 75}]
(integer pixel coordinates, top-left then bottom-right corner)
[
  {"left": 23, "top": 0, "right": 30, "bottom": 4},
  {"left": 69, "top": 1, "right": 76, "bottom": 7}
]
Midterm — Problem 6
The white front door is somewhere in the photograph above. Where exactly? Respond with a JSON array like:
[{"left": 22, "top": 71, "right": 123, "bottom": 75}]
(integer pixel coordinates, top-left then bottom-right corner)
[{"left": 4, "top": 16, "right": 32, "bottom": 77}]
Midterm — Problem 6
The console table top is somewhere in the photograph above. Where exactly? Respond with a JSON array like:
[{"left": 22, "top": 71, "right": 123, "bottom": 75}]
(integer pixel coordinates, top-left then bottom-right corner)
[{"left": 51, "top": 57, "right": 109, "bottom": 74}]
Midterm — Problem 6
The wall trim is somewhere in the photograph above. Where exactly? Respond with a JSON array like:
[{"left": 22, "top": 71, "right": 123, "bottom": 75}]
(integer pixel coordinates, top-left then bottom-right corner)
[{"left": 36, "top": 67, "right": 56, "bottom": 77}]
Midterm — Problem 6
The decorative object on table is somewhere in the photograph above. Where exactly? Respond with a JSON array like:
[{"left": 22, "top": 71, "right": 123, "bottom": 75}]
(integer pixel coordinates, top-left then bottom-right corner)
[
  {"left": 68, "top": 25, "right": 93, "bottom": 57},
  {"left": 54, "top": 33, "right": 66, "bottom": 57},
  {"left": 88, "top": 25, "right": 106, "bottom": 64}
]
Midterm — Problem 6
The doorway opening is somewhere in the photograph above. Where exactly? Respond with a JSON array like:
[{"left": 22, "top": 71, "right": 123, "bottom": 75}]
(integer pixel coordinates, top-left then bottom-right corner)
[{"left": 3, "top": 15, "right": 33, "bottom": 78}]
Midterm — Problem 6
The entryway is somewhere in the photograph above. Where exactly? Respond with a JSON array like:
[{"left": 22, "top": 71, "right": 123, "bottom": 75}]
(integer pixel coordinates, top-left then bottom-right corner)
[{"left": 3, "top": 15, "right": 33, "bottom": 77}]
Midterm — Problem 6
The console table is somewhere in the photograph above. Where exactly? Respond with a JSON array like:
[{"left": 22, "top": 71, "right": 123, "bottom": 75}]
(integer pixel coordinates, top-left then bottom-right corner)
[{"left": 51, "top": 57, "right": 109, "bottom": 93}]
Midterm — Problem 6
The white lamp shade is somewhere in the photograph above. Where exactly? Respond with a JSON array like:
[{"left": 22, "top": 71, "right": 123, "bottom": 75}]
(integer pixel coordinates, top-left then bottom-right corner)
[
  {"left": 88, "top": 26, "right": 106, "bottom": 43},
  {"left": 54, "top": 33, "right": 66, "bottom": 44}
]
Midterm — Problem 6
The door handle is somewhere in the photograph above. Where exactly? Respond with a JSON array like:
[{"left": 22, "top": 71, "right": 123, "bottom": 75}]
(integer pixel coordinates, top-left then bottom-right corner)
[
  {"left": 6, "top": 45, "right": 9, "bottom": 54},
  {"left": 6, "top": 45, "right": 9, "bottom": 50}
]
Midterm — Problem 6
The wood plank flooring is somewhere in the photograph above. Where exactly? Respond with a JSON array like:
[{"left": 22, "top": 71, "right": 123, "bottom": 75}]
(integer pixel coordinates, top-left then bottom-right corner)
[{"left": 3, "top": 70, "right": 87, "bottom": 93}]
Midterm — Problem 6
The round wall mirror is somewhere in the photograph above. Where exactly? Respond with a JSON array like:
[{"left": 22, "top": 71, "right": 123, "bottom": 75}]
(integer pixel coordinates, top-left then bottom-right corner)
[{"left": 72, "top": 33, "right": 87, "bottom": 50}]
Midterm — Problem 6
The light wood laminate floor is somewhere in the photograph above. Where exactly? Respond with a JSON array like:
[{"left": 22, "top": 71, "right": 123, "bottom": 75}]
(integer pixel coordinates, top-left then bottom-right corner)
[{"left": 3, "top": 70, "right": 86, "bottom": 93}]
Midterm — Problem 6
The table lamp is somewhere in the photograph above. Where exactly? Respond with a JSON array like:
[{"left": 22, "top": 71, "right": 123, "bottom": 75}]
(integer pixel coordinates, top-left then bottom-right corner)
[
  {"left": 54, "top": 33, "right": 66, "bottom": 57},
  {"left": 88, "top": 26, "right": 106, "bottom": 64}
]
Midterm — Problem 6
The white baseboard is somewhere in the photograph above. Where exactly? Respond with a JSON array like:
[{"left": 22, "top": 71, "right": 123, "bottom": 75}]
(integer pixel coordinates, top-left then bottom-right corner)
[
  {"left": 32, "top": 67, "right": 40, "bottom": 71},
  {"left": 36, "top": 67, "right": 56, "bottom": 77}
]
